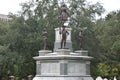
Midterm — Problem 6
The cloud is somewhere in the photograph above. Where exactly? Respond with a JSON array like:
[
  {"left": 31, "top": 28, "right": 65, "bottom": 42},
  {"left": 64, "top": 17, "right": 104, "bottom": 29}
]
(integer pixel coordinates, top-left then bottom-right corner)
[
  {"left": 102, "top": 0, "right": 120, "bottom": 12},
  {"left": 0, "top": 0, "right": 27, "bottom": 15},
  {"left": 0, "top": 0, "right": 120, "bottom": 15}
]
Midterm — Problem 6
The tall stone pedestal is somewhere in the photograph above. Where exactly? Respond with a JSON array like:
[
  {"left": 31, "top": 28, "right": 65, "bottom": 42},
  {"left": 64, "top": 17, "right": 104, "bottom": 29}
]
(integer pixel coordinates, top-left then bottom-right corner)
[{"left": 33, "top": 49, "right": 93, "bottom": 80}]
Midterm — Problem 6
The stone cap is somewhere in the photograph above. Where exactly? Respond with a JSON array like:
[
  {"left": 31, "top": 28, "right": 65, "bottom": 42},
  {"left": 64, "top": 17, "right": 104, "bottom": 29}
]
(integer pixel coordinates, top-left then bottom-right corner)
[
  {"left": 54, "top": 49, "right": 71, "bottom": 55},
  {"left": 38, "top": 50, "right": 52, "bottom": 56},
  {"left": 74, "top": 50, "right": 88, "bottom": 56},
  {"left": 33, "top": 55, "right": 93, "bottom": 61},
  {"left": 54, "top": 27, "right": 72, "bottom": 31}
]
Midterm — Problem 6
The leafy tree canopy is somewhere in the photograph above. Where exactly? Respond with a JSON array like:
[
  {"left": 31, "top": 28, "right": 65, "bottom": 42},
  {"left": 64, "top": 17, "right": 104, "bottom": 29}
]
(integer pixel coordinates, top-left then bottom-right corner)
[{"left": 0, "top": 0, "right": 106, "bottom": 79}]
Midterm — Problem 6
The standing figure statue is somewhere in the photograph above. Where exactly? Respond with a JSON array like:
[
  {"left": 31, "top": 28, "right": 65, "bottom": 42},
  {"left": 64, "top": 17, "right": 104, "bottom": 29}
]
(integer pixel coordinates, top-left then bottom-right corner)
[
  {"left": 42, "top": 28, "right": 47, "bottom": 50},
  {"left": 60, "top": 26, "right": 69, "bottom": 49},
  {"left": 79, "top": 30, "right": 83, "bottom": 50},
  {"left": 60, "top": 4, "right": 69, "bottom": 26}
]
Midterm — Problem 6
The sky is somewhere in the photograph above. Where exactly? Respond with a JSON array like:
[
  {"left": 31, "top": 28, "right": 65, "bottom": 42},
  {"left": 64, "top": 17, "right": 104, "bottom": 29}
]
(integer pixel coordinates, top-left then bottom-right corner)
[{"left": 0, "top": 0, "right": 120, "bottom": 16}]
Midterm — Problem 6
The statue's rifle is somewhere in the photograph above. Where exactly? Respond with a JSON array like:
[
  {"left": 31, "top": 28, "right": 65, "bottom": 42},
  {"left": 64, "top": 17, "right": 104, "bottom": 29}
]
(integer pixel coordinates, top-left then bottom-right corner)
[
  {"left": 59, "top": 19, "right": 63, "bottom": 41},
  {"left": 58, "top": 11, "right": 62, "bottom": 41}
]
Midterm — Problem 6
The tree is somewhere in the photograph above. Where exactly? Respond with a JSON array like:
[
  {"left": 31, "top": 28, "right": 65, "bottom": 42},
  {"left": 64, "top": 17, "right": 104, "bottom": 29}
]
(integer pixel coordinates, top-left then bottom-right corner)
[
  {"left": 94, "top": 10, "right": 120, "bottom": 78},
  {"left": 94, "top": 11, "right": 120, "bottom": 61},
  {"left": 0, "top": 0, "right": 105, "bottom": 79},
  {"left": 97, "top": 62, "right": 111, "bottom": 77},
  {"left": 0, "top": 20, "right": 10, "bottom": 79}
]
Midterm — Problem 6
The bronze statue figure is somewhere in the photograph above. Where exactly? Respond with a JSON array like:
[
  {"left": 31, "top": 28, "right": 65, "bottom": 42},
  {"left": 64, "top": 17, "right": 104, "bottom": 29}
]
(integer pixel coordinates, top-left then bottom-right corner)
[
  {"left": 58, "top": 3, "right": 70, "bottom": 49},
  {"left": 78, "top": 27, "right": 87, "bottom": 50},
  {"left": 60, "top": 26, "right": 69, "bottom": 49},
  {"left": 79, "top": 30, "right": 83, "bottom": 50},
  {"left": 42, "top": 28, "right": 47, "bottom": 50},
  {"left": 60, "top": 4, "right": 69, "bottom": 26}
]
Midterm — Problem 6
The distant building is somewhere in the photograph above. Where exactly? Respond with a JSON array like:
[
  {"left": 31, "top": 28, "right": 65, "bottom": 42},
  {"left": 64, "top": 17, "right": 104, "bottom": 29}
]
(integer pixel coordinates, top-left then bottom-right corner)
[{"left": 0, "top": 14, "right": 12, "bottom": 22}]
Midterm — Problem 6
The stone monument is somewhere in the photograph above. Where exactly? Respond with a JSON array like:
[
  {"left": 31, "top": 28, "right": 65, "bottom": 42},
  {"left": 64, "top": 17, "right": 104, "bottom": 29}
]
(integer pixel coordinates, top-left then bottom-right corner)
[{"left": 33, "top": 3, "right": 93, "bottom": 80}]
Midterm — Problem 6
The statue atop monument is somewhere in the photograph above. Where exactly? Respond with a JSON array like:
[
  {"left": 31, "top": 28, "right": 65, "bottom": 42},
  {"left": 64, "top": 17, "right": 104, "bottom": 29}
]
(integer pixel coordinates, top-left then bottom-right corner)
[
  {"left": 59, "top": 4, "right": 69, "bottom": 26},
  {"left": 42, "top": 28, "right": 47, "bottom": 50},
  {"left": 78, "top": 27, "right": 87, "bottom": 50},
  {"left": 79, "top": 30, "right": 83, "bottom": 50},
  {"left": 60, "top": 26, "right": 69, "bottom": 49}
]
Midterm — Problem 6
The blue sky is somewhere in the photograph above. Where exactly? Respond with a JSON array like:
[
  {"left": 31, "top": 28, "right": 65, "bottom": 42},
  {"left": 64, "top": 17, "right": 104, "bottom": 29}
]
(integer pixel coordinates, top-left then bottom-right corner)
[{"left": 0, "top": 0, "right": 120, "bottom": 16}]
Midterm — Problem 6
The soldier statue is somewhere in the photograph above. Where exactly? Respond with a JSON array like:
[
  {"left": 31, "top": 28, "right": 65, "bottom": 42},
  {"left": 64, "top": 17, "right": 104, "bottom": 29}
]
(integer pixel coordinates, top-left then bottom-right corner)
[
  {"left": 59, "top": 3, "right": 70, "bottom": 49},
  {"left": 79, "top": 30, "right": 83, "bottom": 50},
  {"left": 42, "top": 28, "right": 47, "bottom": 50},
  {"left": 60, "top": 26, "right": 69, "bottom": 49},
  {"left": 60, "top": 4, "right": 69, "bottom": 26}
]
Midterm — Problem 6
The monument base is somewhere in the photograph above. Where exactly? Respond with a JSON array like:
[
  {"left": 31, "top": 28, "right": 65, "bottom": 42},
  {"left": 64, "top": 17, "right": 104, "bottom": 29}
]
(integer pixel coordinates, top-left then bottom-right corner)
[
  {"left": 33, "top": 76, "right": 93, "bottom": 80},
  {"left": 33, "top": 49, "right": 93, "bottom": 80}
]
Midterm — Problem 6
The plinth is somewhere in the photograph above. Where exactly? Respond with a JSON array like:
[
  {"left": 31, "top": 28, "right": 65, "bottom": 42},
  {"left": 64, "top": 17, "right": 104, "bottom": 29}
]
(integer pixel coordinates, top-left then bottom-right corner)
[{"left": 33, "top": 49, "right": 93, "bottom": 80}]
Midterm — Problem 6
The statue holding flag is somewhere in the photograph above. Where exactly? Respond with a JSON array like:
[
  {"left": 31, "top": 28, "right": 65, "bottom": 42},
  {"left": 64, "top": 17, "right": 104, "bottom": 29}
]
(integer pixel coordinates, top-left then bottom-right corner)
[{"left": 59, "top": 4, "right": 69, "bottom": 26}]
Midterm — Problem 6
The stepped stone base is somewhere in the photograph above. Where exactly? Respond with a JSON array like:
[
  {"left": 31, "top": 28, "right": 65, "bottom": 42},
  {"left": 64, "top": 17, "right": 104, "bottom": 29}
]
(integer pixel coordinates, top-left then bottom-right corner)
[
  {"left": 33, "top": 76, "right": 93, "bottom": 80},
  {"left": 33, "top": 49, "right": 93, "bottom": 80}
]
